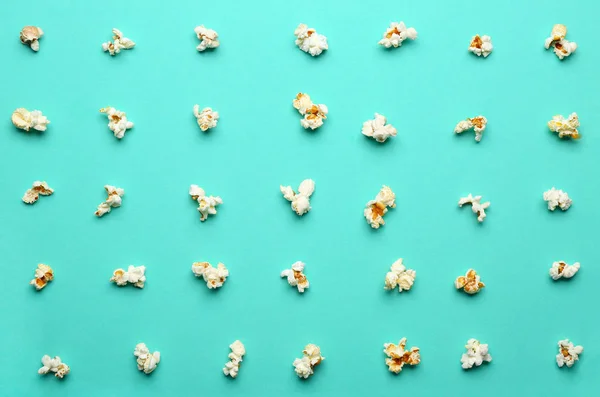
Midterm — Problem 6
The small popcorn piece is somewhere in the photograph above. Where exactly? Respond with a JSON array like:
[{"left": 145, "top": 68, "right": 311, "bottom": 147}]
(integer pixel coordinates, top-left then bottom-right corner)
[
  {"left": 11, "top": 108, "right": 50, "bottom": 132},
  {"left": 281, "top": 261, "right": 309, "bottom": 293},
  {"left": 362, "top": 113, "right": 397, "bottom": 143},
  {"left": 194, "top": 25, "right": 220, "bottom": 51},
  {"left": 455, "top": 269, "right": 485, "bottom": 295},
  {"left": 292, "top": 93, "right": 328, "bottom": 130},
  {"left": 458, "top": 194, "right": 490, "bottom": 223},
  {"left": 383, "top": 338, "right": 420, "bottom": 374},
  {"left": 223, "top": 340, "right": 245, "bottom": 378},
  {"left": 548, "top": 113, "right": 580, "bottom": 139},
  {"left": 294, "top": 24, "right": 328, "bottom": 56},
  {"left": 454, "top": 116, "right": 487, "bottom": 142},
  {"left": 193, "top": 105, "right": 219, "bottom": 131},
  {"left": 95, "top": 185, "right": 124, "bottom": 217},
  {"left": 556, "top": 339, "right": 583, "bottom": 368},
  {"left": 468, "top": 35, "right": 493, "bottom": 57},
  {"left": 461, "top": 339, "right": 492, "bottom": 369},
  {"left": 134, "top": 343, "right": 160, "bottom": 374},
  {"left": 543, "top": 187, "right": 572, "bottom": 211},
  {"left": 20, "top": 26, "right": 44, "bottom": 51},
  {"left": 384, "top": 259, "right": 416, "bottom": 292},
  {"left": 30, "top": 264, "right": 54, "bottom": 291},
  {"left": 549, "top": 261, "right": 580, "bottom": 280},
  {"left": 99, "top": 107, "right": 134, "bottom": 139},
  {"left": 192, "top": 261, "right": 229, "bottom": 289},
  {"left": 545, "top": 24, "right": 577, "bottom": 60},
  {"left": 378, "top": 22, "right": 417, "bottom": 49},
  {"left": 22, "top": 181, "right": 54, "bottom": 204},
  {"left": 102, "top": 28, "right": 135, "bottom": 56},
  {"left": 364, "top": 185, "right": 396, "bottom": 229},
  {"left": 189, "top": 185, "right": 222, "bottom": 221},
  {"left": 293, "top": 344, "right": 325, "bottom": 379},
  {"left": 38, "top": 355, "right": 70, "bottom": 379},
  {"left": 280, "top": 179, "right": 315, "bottom": 216},
  {"left": 110, "top": 265, "right": 146, "bottom": 288}
]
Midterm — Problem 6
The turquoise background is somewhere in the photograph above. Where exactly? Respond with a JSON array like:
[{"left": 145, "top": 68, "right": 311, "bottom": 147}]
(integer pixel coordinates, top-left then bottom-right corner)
[{"left": 0, "top": 0, "right": 598, "bottom": 395}]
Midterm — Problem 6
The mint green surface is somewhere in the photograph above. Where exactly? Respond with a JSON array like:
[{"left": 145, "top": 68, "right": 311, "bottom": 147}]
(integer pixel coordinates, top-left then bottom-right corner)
[{"left": 0, "top": 0, "right": 598, "bottom": 395}]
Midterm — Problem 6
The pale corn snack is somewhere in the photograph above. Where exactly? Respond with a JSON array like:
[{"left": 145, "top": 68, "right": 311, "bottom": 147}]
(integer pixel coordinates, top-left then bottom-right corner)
[
  {"left": 544, "top": 24, "right": 577, "bottom": 60},
  {"left": 281, "top": 261, "right": 309, "bottom": 293},
  {"left": 38, "top": 355, "right": 70, "bottom": 379},
  {"left": 461, "top": 339, "right": 492, "bottom": 369},
  {"left": 193, "top": 105, "right": 219, "bottom": 131},
  {"left": 364, "top": 185, "right": 396, "bottom": 229},
  {"left": 458, "top": 194, "right": 490, "bottom": 222},
  {"left": 223, "top": 340, "right": 245, "bottom": 378},
  {"left": 383, "top": 338, "right": 420, "bottom": 374},
  {"left": 384, "top": 259, "right": 416, "bottom": 292},
  {"left": 468, "top": 35, "right": 493, "bottom": 57},
  {"left": 280, "top": 179, "right": 315, "bottom": 216},
  {"left": 543, "top": 187, "right": 571, "bottom": 211},
  {"left": 294, "top": 24, "right": 328, "bottom": 56},
  {"left": 292, "top": 93, "right": 328, "bottom": 130},
  {"left": 20, "top": 26, "right": 44, "bottom": 51},
  {"left": 192, "top": 261, "right": 229, "bottom": 289},
  {"left": 556, "top": 339, "right": 583, "bottom": 368},
  {"left": 548, "top": 113, "right": 580, "bottom": 139},
  {"left": 362, "top": 113, "right": 397, "bottom": 143},
  {"left": 95, "top": 185, "right": 124, "bottom": 217},
  {"left": 102, "top": 28, "right": 135, "bottom": 55},
  {"left": 455, "top": 269, "right": 485, "bottom": 294},
  {"left": 293, "top": 344, "right": 325, "bottom": 379},
  {"left": 378, "top": 22, "right": 417, "bottom": 48},
  {"left": 194, "top": 25, "right": 220, "bottom": 51},
  {"left": 12, "top": 108, "right": 50, "bottom": 132},
  {"left": 134, "top": 343, "right": 160, "bottom": 374},
  {"left": 22, "top": 181, "right": 53, "bottom": 204},
  {"left": 454, "top": 116, "right": 487, "bottom": 142},
  {"left": 549, "top": 261, "right": 580, "bottom": 280},
  {"left": 30, "top": 264, "right": 54, "bottom": 291},
  {"left": 99, "top": 107, "right": 134, "bottom": 139},
  {"left": 189, "top": 185, "right": 222, "bottom": 221},
  {"left": 110, "top": 265, "right": 146, "bottom": 288}
]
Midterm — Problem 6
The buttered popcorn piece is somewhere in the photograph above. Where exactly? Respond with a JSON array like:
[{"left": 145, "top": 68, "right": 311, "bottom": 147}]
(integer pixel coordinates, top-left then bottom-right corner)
[
  {"left": 280, "top": 179, "right": 315, "bottom": 216},
  {"left": 461, "top": 339, "right": 492, "bottom": 369},
  {"left": 384, "top": 259, "right": 416, "bottom": 292},
  {"left": 193, "top": 105, "right": 219, "bottom": 131},
  {"left": 454, "top": 116, "right": 487, "bottom": 142},
  {"left": 292, "top": 93, "right": 328, "bottom": 130},
  {"left": 102, "top": 28, "right": 135, "bottom": 55},
  {"left": 194, "top": 25, "right": 220, "bottom": 51},
  {"left": 20, "top": 26, "right": 44, "bottom": 51},
  {"left": 294, "top": 24, "right": 328, "bottom": 56},
  {"left": 383, "top": 338, "right": 420, "bottom": 374},
  {"left": 30, "top": 264, "right": 54, "bottom": 291},
  {"left": 110, "top": 265, "right": 146, "bottom": 288},
  {"left": 281, "top": 261, "right": 309, "bottom": 293},
  {"left": 99, "top": 107, "right": 134, "bottom": 139},
  {"left": 455, "top": 269, "right": 485, "bottom": 295},
  {"left": 556, "top": 339, "right": 583, "bottom": 368},
  {"left": 293, "top": 344, "right": 325, "bottom": 379},
  {"left": 364, "top": 185, "right": 396, "bottom": 229},
  {"left": 189, "top": 185, "right": 222, "bottom": 221},
  {"left": 550, "top": 261, "right": 580, "bottom": 280},
  {"left": 458, "top": 194, "right": 490, "bottom": 223},
  {"left": 545, "top": 24, "right": 577, "bottom": 60},
  {"left": 378, "top": 22, "right": 417, "bottom": 48},
  {"left": 192, "top": 261, "right": 229, "bottom": 289},
  {"left": 134, "top": 343, "right": 160, "bottom": 374},
  {"left": 95, "top": 185, "right": 124, "bottom": 217},
  {"left": 548, "top": 113, "right": 580, "bottom": 139},
  {"left": 468, "top": 35, "right": 493, "bottom": 57},
  {"left": 223, "top": 340, "right": 245, "bottom": 378},
  {"left": 362, "top": 113, "right": 397, "bottom": 143},
  {"left": 38, "top": 355, "right": 70, "bottom": 379},
  {"left": 543, "top": 187, "right": 572, "bottom": 211},
  {"left": 23, "top": 181, "right": 54, "bottom": 204},
  {"left": 12, "top": 108, "right": 50, "bottom": 132}
]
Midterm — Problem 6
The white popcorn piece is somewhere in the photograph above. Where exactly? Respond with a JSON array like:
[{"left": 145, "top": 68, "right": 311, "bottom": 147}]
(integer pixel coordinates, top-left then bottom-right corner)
[
  {"left": 454, "top": 116, "right": 487, "bottom": 142},
  {"left": 192, "top": 261, "right": 229, "bottom": 289},
  {"left": 20, "top": 26, "right": 44, "bottom": 51},
  {"left": 11, "top": 108, "right": 50, "bottom": 132},
  {"left": 549, "top": 261, "right": 580, "bottom": 280},
  {"left": 294, "top": 24, "right": 328, "bottom": 56},
  {"left": 378, "top": 22, "right": 417, "bottom": 49},
  {"left": 461, "top": 339, "right": 492, "bottom": 370},
  {"left": 102, "top": 28, "right": 135, "bottom": 55},
  {"left": 134, "top": 343, "right": 160, "bottom": 374},
  {"left": 189, "top": 185, "right": 222, "bottom": 221},
  {"left": 455, "top": 269, "right": 485, "bottom": 295},
  {"left": 543, "top": 187, "right": 572, "bottom": 211},
  {"left": 364, "top": 185, "right": 396, "bottom": 229},
  {"left": 545, "top": 24, "right": 577, "bottom": 60},
  {"left": 194, "top": 25, "right": 220, "bottom": 51},
  {"left": 548, "top": 113, "right": 580, "bottom": 139},
  {"left": 281, "top": 261, "right": 309, "bottom": 293},
  {"left": 110, "top": 265, "right": 146, "bottom": 288},
  {"left": 99, "top": 107, "right": 134, "bottom": 139},
  {"left": 193, "top": 105, "right": 219, "bottom": 131},
  {"left": 383, "top": 338, "right": 420, "bottom": 374},
  {"left": 292, "top": 93, "right": 328, "bottom": 130},
  {"left": 223, "top": 340, "right": 245, "bottom": 378},
  {"left": 293, "top": 344, "right": 325, "bottom": 379},
  {"left": 362, "top": 113, "right": 397, "bottom": 143},
  {"left": 468, "top": 35, "right": 493, "bottom": 57},
  {"left": 30, "top": 264, "right": 54, "bottom": 291},
  {"left": 38, "top": 355, "right": 70, "bottom": 379},
  {"left": 556, "top": 339, "right": 583, "bottom": 368},
  {"left": 280, "top": 179, "right": 315, "bottom": 216},
  {"left": 23, "top": 181, "right": 54, "bottom": 204},
  {"left": 384, "top": 259, "right": 416, "bottom": 292},
  {"left": 458, "top": 194, "right": 490, "bottom": 223},
  {"left": 95, "top": 185, "right": 124, "bottom": 217}
]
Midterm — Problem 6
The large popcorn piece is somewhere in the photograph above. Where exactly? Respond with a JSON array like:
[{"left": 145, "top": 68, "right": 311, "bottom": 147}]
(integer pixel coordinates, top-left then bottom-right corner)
[
  {"left": 549, "top": 261, "right": 580, "bottom": 281},
  {"left": 280, "top": 179, "right": 315, "bottom": 216},
  {"left": 384, "top": 258, "right": 416, "bottom": 292},
  {"left": 23, "top": 181, "right": 54, "bottom": 204},
  {"left": 99, "top": 107, "right": 134, "bottom": 139},
  {"left": 134, "top": 343, "right": 160, "bottom": 374},
  {"left": 294, "top": 24, "right": 328, "bottom": 56},
  {"left": 192, "top": 261, "right": 229, "bottom": 289},
  {"left": 223, "top": 340, "right": 245, "bottom": 378},
  {"left": 461, "top": 339, "right": 492, "bottom": 370},
  {"left": 30, "top": 264, "right": 54, "bottom": 291},
  {"left": 38, "top": 355, "right": 70, "bottom": 379},
  {"left": 543, "top": 187, "right": 572, "bottom": 211},
  {"left": 11, "top": 108, "right": 50, "bottom": 132},
  {"left": 193, "top": 105, "right": 219, "bottom": 131},
  {"left": 454, "top": 116, "right": 487, "bottom": 142},
  {"left": 194, "top": 25, "right": 220, "bottom": 51},
  {"left": 362, "top": 113, "right": 397, "bottom": 143},
  {"left": 556, "top": 339, "right": 583, "bottom": 368},
  {"left": 189, "top": 185, "right": 222, "bottom": 221},
  {"left": 293, "top": 344, "right": 325, "bottom": 379},
  {"left": 110, "top": 265, "right": 146, "bottom": 288},
  {"left": 292, "top": 93, "right": 328, "bottom": 130},
  {"left": 364, "top": 185, "right": 396, "bottom": 229},
  {"left": 383, "top": 338, "right": 420, "bottom": 374},
  {"left": 102, "top": 28, "right": 135, "bottom": 55},
  {"left": 468, "top": 35, "right": 493, "bottom": 57},
  {"left": 378, "top": 22, "right": 417, "bottom": 49},
  {"left": 20, "top": 26, "right": 44, "bottom": 51},
  {"left": 455, "top": 269, "right": 485, "bottom": 295},
  {"left": 545, "top": 24, "right": 577, "bottom": 60},
  {"left": 95, "top": 185, "right": 124, "bottom": 217},
  {"left": 548, "top": 113, "right": 580, "bottom": 139},
  {"left": 458, "top": 194, "right": 490, "bottom": 223},
  {"left": 281, "top": 261, "right": 309, "bottom": 293}
]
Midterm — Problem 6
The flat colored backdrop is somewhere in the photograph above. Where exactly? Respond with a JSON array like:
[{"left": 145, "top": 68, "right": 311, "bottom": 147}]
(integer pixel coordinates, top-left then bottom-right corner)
[{"left": 0, "top": 0, "right": 597, "bottom": 395}]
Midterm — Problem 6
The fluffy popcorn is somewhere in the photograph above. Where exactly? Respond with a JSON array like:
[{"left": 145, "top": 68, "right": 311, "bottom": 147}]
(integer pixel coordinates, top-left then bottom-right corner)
[
  {"left": 281, "top": 261, "right": 309, "bottom": 293},
  {"left": 294, "top": 24, "right": 328, "bottom": 56},
  {"left": 280, "top": 179, "right": 315, "bottom": 216},
  {"left": 99, "top": 107, "right": 134, "bottom": 139},
  {"left": 192, "top": 261, "right": 229, "bottom": 289},
  {"left": 292, "top": 93, "right": 328, "bottom": 130},
  {"left": 30, "top": 264, "right": 54, "bottom": 291},
  {"left": 454, "top": 116, "right": 487, "bottom": 142},
  {"left": 20, "top": 26, "right": 44, "bottom": 51},
  {"left": 223, "top": 340, "right": 245, "bottom": 378},
  {"left": 383, "top": 338, "right": 420, "bottom": 374},
  {"left": 384, "top": 259, "right": 416, "bottom": 292},
  {"left": 95, "top": 185, "right": 124, "bottom": 217},
  {"left": 458, "top": 194, "right": 490, "bottom": 223},
  {"left": 194, "top": 25, "right": 220, "bottom": 51},
  {"left": 364, "top": 185, "right": 396, "bottom": 229},
  {"left": 38, "top": 355, "right": 70, "bottom": 379},
  {"left": 543, "top": 187, "right": 572, "bottom": 211},
  {"left": 22, "top": 181, "right": 53, "bottom": 204},
  {"left": 362, "top": 113, "right": 397, "bottom": 143},
  {"left": 468, "top": 35, "right": 493, "bottom": 57},
  {"left": 189, "top": 185, "right": 222, "bottom": 221},
  {"left": 461, "top": 339, "right": 492, "bottom": 369},
  {"left": 11, "top": 108, "right": 50, "bottom": 132},
  {"left": 110, "top": 265, "right": 146, "bottom": 288},
  {"left": 545, "top": 24, "right": 577, "bottom": 60},
  {"left": 102, "top": 28, "right": 135, "bottom": 55},
  {"left": 549, "top": 261, "right": 580, "bottom": 280},
  {"left": 134, "top": 343, "right": 160, "bottom": 374},
  {"left": 193, "top": 105, "right": 219, "bottom": 131},
  {"left": 378, "top": 22, "right": 417, "bottom": 48},
  {"left": 556, "top": 339, "right": 583, "bottom": 368},
  {"left": 548, "top": 113, "right": 580, "bottom": 139},
  {"left": 455, "top": 269, "right": 485, "bottom": 295},
  {"left": 293, "top": 344, "right": 325, "bottom": 379}
]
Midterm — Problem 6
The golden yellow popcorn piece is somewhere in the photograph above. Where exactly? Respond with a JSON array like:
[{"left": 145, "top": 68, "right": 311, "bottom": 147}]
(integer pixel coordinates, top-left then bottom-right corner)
[
  {"left": 455, "top": 269, "right": 485, "bottom": 295},
  {"left": 383, "top": 338, "right": 421, "bottom": 374}
]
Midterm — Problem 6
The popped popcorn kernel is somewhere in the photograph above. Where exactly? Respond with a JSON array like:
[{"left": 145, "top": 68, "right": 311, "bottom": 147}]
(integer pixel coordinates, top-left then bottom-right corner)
[
  {"left": 110, "top": 265, "right": 146, "bottom": 288},
  {"left": 12, "top": 108, "right": 50, "bottom": 132},
  {"left": 30, "top": 264, "right": 54, "bottom": 291},
  {"left": 556, "top": 339, "right": 583, "bottom": 368},
  {"left": 192, "top": 261, "right": 229, "bottom": 289},
  {"left": 294, "top": 24, "right": 328, "bottom": 56},
  {"left": 549, "top": 261, "right": 580, "bottom": 280},
  {"left": 194, "top": 25, "right": 220, "bottom": 51},
  {"left": 189, "top": 185, "right": 222, "bottom": 221},
  {"left": 293, "top": 344, "right": 324, "bottom": 379},
  {"left": 468, "top": 35, "right": 493, "bottom": 57},
  {"left": 20, "top": 26, "right": 44, "bottom": 51},
  {"left": 193, "top": 105, "right": 219, "bottom": 131},
  {"left": 454, "top": 116, "right": 487, "bottom": 142},
  {"left": 364, "top": 185, "right": 396, "bottom": 229},
  {"left": 545, "top": 24, "right": 577, "bottom": 60},
  {"left": 384, "top": 259, "right": 416, "bottom": 292},
  {"left": 543, "top": 187, "right": 571, "bottom": 211},
  {"left": 102, "top": 28, "right": 135, "bottom": 56},
  {"left": 548, "top": 113, "right": 580, "bottom": 139},
  {"left": 23, "top": 181, "right": 53, "bottom": 204},
  {"left": 99, "top": 107, "right": 134, "bottom": 139},
  {"left": 223, "top": 340, "right": 245, "bottom": 378},
  {"left": 455, "top": 269, "right": 485, "bottom": 295},
  {"left": 378, "top": 22, "right": 417, "bottom": 49},
  {"left": 38, "top": 355, "right": 70, "bottom": 379},
  {"left": 95, "top": 185, "right": 124, "bottom": 217},
  {"left": 280, "top": 179, "right": 315, "bottom": 216},
  {"left": 383, "top": 338, "right": 420, "bottom": 374},
  {"left": 134, "top": 343, "right": 160, "bottom": 374},
  {"left": 293, "top": 93, "right": 328, "bottom": 130},
  {"left": 461, "top": 339, "right": 492, "bottom": 369},
  {"left": 458, "top": 194, "right": 490, "bottom": 223},
  {"left": 362, "top": 113, "right": 397, "bottom": 143},
  {"left": 281, "top": 261, "right": 309, "bottom": 293}
]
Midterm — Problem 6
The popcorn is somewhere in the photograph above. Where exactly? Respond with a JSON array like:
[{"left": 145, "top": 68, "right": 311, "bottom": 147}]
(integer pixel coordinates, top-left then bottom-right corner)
[
  {"left": 549, "top": 261, "right": 580, "bottom": 280},
  {"left": 38, "top": 355, "right": 70, "bottom": 379},
  {"left": 293, "top": 344, "right": 325, "bottom": 379},
  {"left": 543, "top": 187, "right": 572, "bottom": 211},
  {"left": 378, "top": 22, "right": 417, "bottom": 48},
  {"left": 20, "top": 26, "right": 44, "bottom": 51},
  {"left": 192, "top": 261, "right": 229, "bottom": 289},
  {"left": 362, "top": 113, "right": 397, "bottom": 143},
  {"left": 134, "top": 343, "right": 160, "bottom": 374},
  {"left": 95, "top": 185, "right": 124, "bottom": 217},
  {"left": 30, "top": 264, "right": 54, "bottom": 291},
  {"left": 455, "top": 269, "right": 485, "bottom": 295},
  {"left": 454, "top": 116, "right": 487, "bottom": 142},
  {"left": 22, "top": 181, "right": 53, "bottom": 204},
  {"left": 292, "top": 93, "right": 328, "bottom": 130},
  {"left": 110, "top": 265, "right": 146, "bottom": 288},
  {"left": 548, "top": 113, "right": 580, "bottom": 139},
  {"left": 99, "top": 107, "right": 134, "bottom": 139},
  {"left": 102, "top": 28, "right": 135, "bottom": 55},
  {"left": 189, "top": 185, "right": 222, "bottom": 221},
  {"left": 280, "top": 179, "right": 315, "bottom": 216},
  {"left": 468, "top": 35, "right": 493, "bottom": 57},
  {"left": 281, "top": 261, "right": 309, "bottom": 293},
  {"left": 193, "top": 105, "right": 219, "bottom": 131},
  {"left": 364, "top": 185, "right": 396, "bottom": 229},
  {"left": 556, "top": 339, "right": 583, "bottom": 368},
  {"left": 458, "top": 194, "right": 490, "bottom": 222},
  {"left": 294, "top": 24, "right": 328, "bottom": 56},
  {"left": 11, "top": 108, "right": 50, "bottom": 132},
  {"left": 384, "top": 259, "right": 416, "bottom": 292},
  {"left": 194, "top": 25, "right": 220, "bottom": 51},
  {"left": 545, "top": 24, "right": 577, "bottom": 60},
  {"left": 461, "top": 339, "right": 492, "bottom": 369},
  {"left": 223, "top": 340, "right": 245, "bottom": 378},
  {"left": 383, "top": 338, "right": 420, "bottom": 374}
]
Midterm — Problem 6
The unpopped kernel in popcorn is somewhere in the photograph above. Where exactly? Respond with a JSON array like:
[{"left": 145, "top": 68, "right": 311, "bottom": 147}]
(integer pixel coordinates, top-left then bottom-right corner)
[
  {"left": 548, "top": 113, "right": 580, "bottom": 139},
  {"left": 294, "top": 24, "right": 328, "bottom": 56},
  {"left": 455, "top": 269, "right": 485, "bottom": 295},
  {"left": 293, "top": 344, "right": 325, "bottom": 379},
  {"left": 543, "top": 187, "right": 572, "bottom": 211},
  {"left": 30, "top": 264, "right": 54, "bottom": 291},
  {"left": 189, "top": 185, "right": 222, "bottom": 221},
  {"left": 110, "top": 265, "right": 146, "bottom": 288},
  {"left": 384, "top": 259, "right": 416, "bottom": 292},
  {"left": 378, "top": 22, "right": 417, "bottom": 49},
  {"left": 458, "top": 194, "right": 490, "bottom": 223},
  {"left": 192, "top": 261, "right": 229, "bottom": 289},
  {"left": 454, "top": 116, "right": 487, "bottom": 142},
  {"left": 468, "top": 35, "right": 493, "bottom": 57},
  {"left": 102, "top": 28, "right": 135, "bottom": 56},
  {"left": 545, "top": 24, "right": 577, "bottom": 60},
  {"left": 95, "top": 185, "right": 124, "bottom": 217},
  {"left": 383, "top": 338, "right": 420, "bottom": 374},
  {"left": 292, "top": 93, "right": 328, "bottom": 130},
  {"left": 38, "top": 355, "right": 70, "bottom": 379},
  {"left": 20, "top": 26, "right": 44, "bottom": 51},
  {"left": 549, "top": 261, "right": 580, "bottom": 280},
  {"left": 193, "top": 105, "right": 219, "bottom": 131},
  {"left": 134, "top": 343, "right": 160, "bottom": 374},
  {"left": 12, "top": 108, "right": 50, "bottom": 132},
  {"left": 364, "top": 185, "right": 396, "bottom": 229},
  {"left": 223, "top": 340, "right": 245, "bottom": 378},
  {"left": 280, "top": 179, "right": 315, "bottom": 216},
  {"left": 281, "top": 261, "right": 309, "bottom": 293},
  {"left": 23, "top": 181, "right": 53, "bottom": 204},
  {"left": 461, "top": 339, "right": 492, "bottom": 370},
  {"left": 362, "top": 113, "right": 397, "bottom": 143},
  {"left": 556, "top": 339, "right": 583, "bottom": 368},
  {"left": 99, "top": 107, "right": 134, "bottom": 139},
  {"left": 194, "top": 25, "right": 220, "bottom": 51}
]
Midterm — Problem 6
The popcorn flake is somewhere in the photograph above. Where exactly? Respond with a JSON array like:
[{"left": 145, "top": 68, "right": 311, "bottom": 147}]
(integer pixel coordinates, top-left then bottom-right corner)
[
  {"left": 461, "top": 339, "right": 492, "bottom": 369},
  {"left": 378, "top": 22, "right": 417, "bottom": 49},
  {"left": 194, "top": 25, "right": 220, "bottom": 51},
  {"left": 549, "top": 261, "right": 580, "bottom": 280},
  {"left": 293, "top": 93, "right": 328, "bottom": 130},
  {"left": 294, "top": 24, "right": 328, "bottom": 56},
  {"left": 223, "top": 340, "right": 245, "bottom": 378},
  {"left": 193, "top": 105, "right": 219, "bottom": 131},
  {"left": 280, "top": 179, "right": 315, "bottom": 216},
  {"left": 362, "top": 113, "right": 397, "bottom": 143},
  {"left": 545, "top": 24, "right": 577, "bottom": 60},
  {"left": 23, "top": 181, "right": 53, "bottom": 204},
  {"left": 189, "top": 185, "right": 222, "bottom": 221},
  {"left": 134, "top": 343, "right": 160, "bottom": 374},
  {"left": 543, "top": 187, "right": 572, "bottom": 211},
  {"left": 110, "top": 265, "right": 146, "bottom": 288},
  {"left": 192, "top": 261, "right": 229, "bottom": 289},
  {"left": 458, "top": 194, "right": 490, "bottom": 222},
  {"left": 20, "top": 26, "right": 44, "bottom": 51},
  {"left": 556, "top": 339, "right": 583, "bottom": 368},
  {"left": 38, "top": 355, "right": 70, "bottom": 379},
  {"left": 384, "top": 259, "right": 416, "bottom": 292},
  {"left": 548, "top": 113, "right": 580, "bottom": 139},
  {"left": 95, "top": 185, "right": 124, "bottom": 217},
  {"left": 293, "top": 344, "right": 325, "bottom": 379},
  {"left": 468, "top": 35, "right": 493, "bottom": 57},
  {"left": 454, "top": 116, "right": 487, "bottom": 142},
  {"left": 102, "top": 28, "right": 135, "bottom": 55},
  {"left": 281, "top": 261, "right": 309, "bottom": 293},
  {"left": 455, "top": 269, "right": 485, "bottom": 295},
  {"left": 12, "top": 108, "right": 50, "bottom": 132},
  {"left": 30, "top": 264, "right": 54, "bottom": 291},
  {"left": 99, "top": 107, "right": 134, "bottom": 139},
  {"left": 383, "top": 338, "right": 420, "bottom": 374},
  {"left": 364, "top": 185, "right": 396, "bottom": 229}
]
